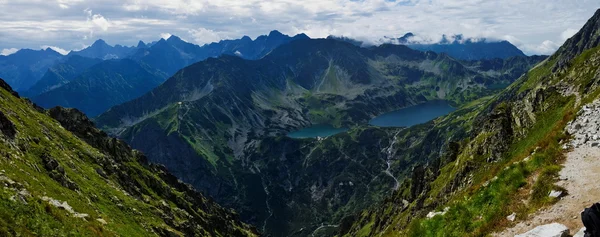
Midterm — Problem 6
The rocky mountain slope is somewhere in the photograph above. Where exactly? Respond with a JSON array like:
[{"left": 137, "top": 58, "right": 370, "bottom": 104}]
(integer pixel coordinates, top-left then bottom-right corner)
[
  {"left": 341, "top": 8, "right": 600, "bottom": 237},
  {"left": 31, "top": 59, "right": 166, "bottom": 117},
  {"left": 0, "top": 78, "right": 257, "bottom": 236},
  {"left": 94, "top": 38, "right": 545, "bottom": 236}
]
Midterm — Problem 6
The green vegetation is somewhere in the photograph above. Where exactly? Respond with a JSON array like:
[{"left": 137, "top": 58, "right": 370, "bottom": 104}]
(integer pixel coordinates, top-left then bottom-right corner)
[
  {"left": 342, "top": 13, "right": 600, "bottom": 236},
  {"left": 0, "top": 83, "right": 257, "bottom": 236}
]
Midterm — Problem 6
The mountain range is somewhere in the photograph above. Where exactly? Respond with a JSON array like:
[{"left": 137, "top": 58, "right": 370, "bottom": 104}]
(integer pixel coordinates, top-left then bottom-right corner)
[
  {"left": 17, "top": 31, "right": 308, "bottom": 116},
  {"left": 329, "top": 33, "right": 528, "bottom": 60},
  {"left": 93, "top": 37, "right": 545, "bottom": 236},
  {"left": 0, "top": 48, "right": 64, "bottom": 91}
]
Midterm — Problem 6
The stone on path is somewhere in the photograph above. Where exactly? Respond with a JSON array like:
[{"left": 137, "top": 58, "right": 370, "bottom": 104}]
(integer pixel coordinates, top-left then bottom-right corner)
[{"left": 515, "top": 223, "right": 569, "bottom": 237}]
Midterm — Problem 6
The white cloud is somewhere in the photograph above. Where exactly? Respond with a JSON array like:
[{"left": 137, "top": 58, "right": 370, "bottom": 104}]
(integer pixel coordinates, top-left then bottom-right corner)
[
  {"left": 91, "top": 14, "right": 110, "bottom": 31},
  {"left": 57, "top": 0, "right": 83, "bottom": 9},
  {"left": 123, "top": 0, "right": 144, "bottom": 11},
  {"left": 41, "top": 45, "right": 70, "bottom": 55},
  {"left": 0, "top": 0, "right": 595, "bottom": 55},
  {"left": 188, "top": 27, "right": 227, "bottom": 45},
  {"left": 561, "top": 28, "right": 578, "bottom": 41},
  {"left": 0, "top": 48, "right": 18, "bottom": 56},
  {"left": 160, "top": 33, "right": 172, "bottom": 40},
  {"left": 537, "top": 40, "right": 561, "bottom": 54}
]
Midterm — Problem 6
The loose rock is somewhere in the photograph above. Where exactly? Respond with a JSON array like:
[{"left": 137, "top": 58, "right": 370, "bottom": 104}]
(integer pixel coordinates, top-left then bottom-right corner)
[{"left": 515, "top": 223, "right": 569, "bottom": 237}]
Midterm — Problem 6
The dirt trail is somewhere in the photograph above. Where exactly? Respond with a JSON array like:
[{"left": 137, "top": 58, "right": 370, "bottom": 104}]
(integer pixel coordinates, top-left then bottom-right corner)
[
  {"left": 495, "top": 147, "right": 600, "bottom": 236},
  {"left": 496, "top": 100, "right": 600, "bottom": 236}
]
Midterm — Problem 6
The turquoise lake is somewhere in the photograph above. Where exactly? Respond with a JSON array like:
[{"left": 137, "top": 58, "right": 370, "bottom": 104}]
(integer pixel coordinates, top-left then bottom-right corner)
[
  {"left": 287, "top": 124, "right": 349, "bottom": 139},
  {"left": 368, "top": 100, "right": 455, "bottom": 127},
  {"left": 287, "top": 100, "right": 455, "bottom": 138}
]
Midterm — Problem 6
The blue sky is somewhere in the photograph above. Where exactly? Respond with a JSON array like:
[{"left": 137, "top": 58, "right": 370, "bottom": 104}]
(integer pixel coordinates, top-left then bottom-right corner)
[{"left": 0, "top": 0, "right": 597, "bottom": 55}]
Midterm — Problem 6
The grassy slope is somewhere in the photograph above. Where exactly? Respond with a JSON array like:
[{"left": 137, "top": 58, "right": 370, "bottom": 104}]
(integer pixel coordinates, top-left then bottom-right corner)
[
  {"left": 0, "top": 84, "right": 257, "bottom": 236},
  {"left": 344, "top": 44, "right": 600, "bottom": 237}
]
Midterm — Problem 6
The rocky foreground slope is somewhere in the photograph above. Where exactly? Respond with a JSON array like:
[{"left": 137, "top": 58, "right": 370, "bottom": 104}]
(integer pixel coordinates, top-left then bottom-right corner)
[
  {"left": 495, "top": 100, "right": 600, "bottom": 236},
  {"left": 0, "top": 79, "right": 257, "bottom": 236}
]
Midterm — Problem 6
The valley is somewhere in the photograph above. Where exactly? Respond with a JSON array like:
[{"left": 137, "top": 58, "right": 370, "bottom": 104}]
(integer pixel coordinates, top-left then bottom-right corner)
[{"left": 93, "top": 39, "right": 545, "bottom": 236}]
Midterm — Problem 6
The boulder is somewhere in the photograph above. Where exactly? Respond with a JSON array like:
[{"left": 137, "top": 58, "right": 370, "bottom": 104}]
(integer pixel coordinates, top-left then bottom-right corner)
[
  {"left": 573, "top": 227, "right": 586, "bottom": 237},
  {"left": 515, "top": 223, "right": 569, "bottom": 237},
  {"left": 0, "top": 111, "right": 16, "bottom": 139}
]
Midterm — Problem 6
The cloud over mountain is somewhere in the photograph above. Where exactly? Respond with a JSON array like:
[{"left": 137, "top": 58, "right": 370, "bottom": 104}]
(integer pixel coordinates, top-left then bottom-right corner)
[{"left": 0, "top": 0, "right": 596, "bottom": 55}]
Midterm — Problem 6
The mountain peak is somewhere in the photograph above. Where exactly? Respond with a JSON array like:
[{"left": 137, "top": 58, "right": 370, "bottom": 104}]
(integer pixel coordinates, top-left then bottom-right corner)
[
  {"left": 553, "top": 8, "right": 600, "bottom": 69},
  {"left": 137, "top": 40, "right": 146, "bottom": 48},
  {"left": 92, "top": 39, "right": 109, "bottom": 47},
  {"left": 293, "top": 33, "right": 310, "bottom": 40},
  {"left": 166, "top": 35, "right": 183, "bottom": 43},
  {"left": 268, "top": 30, "right": 284, "bottom": 37},
  {"left": 398, "top": 32, "right": 415, "bottom": 44},
  {"left": 241, "top": 35, "right": 252, "bottom": 41}
]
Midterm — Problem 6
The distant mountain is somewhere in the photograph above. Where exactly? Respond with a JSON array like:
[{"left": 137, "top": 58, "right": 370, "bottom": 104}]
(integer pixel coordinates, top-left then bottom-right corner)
[
  {"left": 131, "top": 31, "right": 310, "bottom": 76},
  {"left": 32, "top": 59, "right": 166, "bottom": 117},
  {"left": 326, "top": 35, "right": 364, "bottom": 47},
  {"left": 328, "top": 33, "right": 529, "bottom": 60},
  {"left": 68, "top": 39, "right": 141, "bottom": 60},
  {"left": 22, "top": 55, "right": 102, "bottom": 97},
  {"left": 0, "top": 78, "right": 257, "bottom": 236},
  {"left": 0, "top": 48, "right": 64, "bottom": 91},
  {"left": 24, "top": 30, "right": 309, "bottom": 117},
  {"left": 402, "top": 33, "right": 528, "bottom": 60},
  {"left": 202, "top": 30, "right": 310, "bottom": 59},
  {"left": 129, "top": 36, "right": 206, "bottom": 76},
  {"left": 95, "top": 38, "right": 545, "bottom": 236}
]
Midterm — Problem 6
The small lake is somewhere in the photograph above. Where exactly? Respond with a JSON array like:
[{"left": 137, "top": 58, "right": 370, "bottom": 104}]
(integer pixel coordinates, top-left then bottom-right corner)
[
  {"left": 287, "top": 124, "right": 349, "bottom": 139},
  {"left": 368, "top": 100, "right": 455, "bottom": 127},
  {"left": 286, "top": 100, "right": 455, "bottom": 138}
]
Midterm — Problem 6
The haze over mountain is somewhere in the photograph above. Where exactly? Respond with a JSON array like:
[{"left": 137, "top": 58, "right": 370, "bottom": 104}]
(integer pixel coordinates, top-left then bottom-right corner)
[
  {"left": 68, "top": 39, "right": 142, "bottom": 60},
  {"left": 399, "top": 33, "right": 528, "bottom": 60},
  {"left": 22, "top": 55, "right": 102, "bottom": 98},
  {"left": 32, "top": 59, "right": 166, "bottom": 117},
  {"left": 0, "top": 48, "right": 64, "bottom": 91},
  {"left": 329, "top": 33, "right": 529, "bottom": 60}
]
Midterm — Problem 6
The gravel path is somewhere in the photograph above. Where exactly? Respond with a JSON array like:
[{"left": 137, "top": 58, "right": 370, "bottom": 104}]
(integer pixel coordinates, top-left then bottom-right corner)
[
  {"left": 496, "top": 147, "right": 600, "bottom": 236},
  {"left": 496, "top": 100, "right": 600, "bottom": 236}
]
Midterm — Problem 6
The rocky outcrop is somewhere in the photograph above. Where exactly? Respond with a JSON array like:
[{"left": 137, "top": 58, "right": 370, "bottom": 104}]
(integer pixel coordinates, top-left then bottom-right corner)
[
  {"left": 553, "top": 9, "right": 600, "bottom": 72},
  {"left": 0, "top": 111, "right": 16, "bottom": 139},
  {"left": 0, "top": 78, "right": 19, "bottom": 98},
  {"left": 515, "top": 223, "right": 570, "bottom": 237},
  {"left": 567, "top": 100, "right": 600, "bottom": 148}
]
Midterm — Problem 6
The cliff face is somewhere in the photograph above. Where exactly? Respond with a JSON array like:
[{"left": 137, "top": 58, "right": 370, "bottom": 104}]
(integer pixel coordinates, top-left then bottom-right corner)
[
  {"left": 342, "top": 9, "right": 600, "bottom": 237},
  {"left": 0, "top": 78, "right": 257, "bottom": 236}
]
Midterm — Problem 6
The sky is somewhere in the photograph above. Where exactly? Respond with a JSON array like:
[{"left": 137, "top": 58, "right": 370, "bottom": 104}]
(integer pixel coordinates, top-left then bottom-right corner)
[{"left": 0, "top": 0, "right": 597, "bottom": 56}]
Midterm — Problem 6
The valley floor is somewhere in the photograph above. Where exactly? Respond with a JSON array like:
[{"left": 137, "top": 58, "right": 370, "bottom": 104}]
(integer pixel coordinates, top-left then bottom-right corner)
[{"left": 494, "top": 146, "right": 600, "bottom": 236}]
